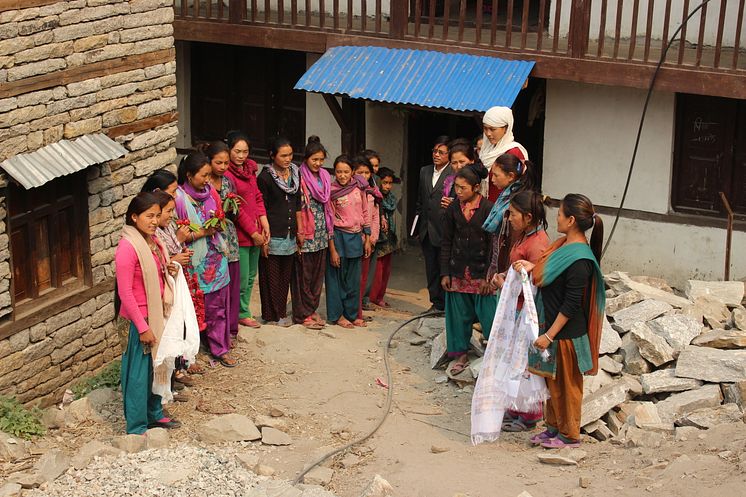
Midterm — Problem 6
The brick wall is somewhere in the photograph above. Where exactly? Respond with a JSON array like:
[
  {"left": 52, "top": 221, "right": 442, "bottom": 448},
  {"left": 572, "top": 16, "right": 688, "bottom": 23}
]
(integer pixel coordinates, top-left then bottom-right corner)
[{"left": 0, "top": 0, "right": 178, "bottom": 406}]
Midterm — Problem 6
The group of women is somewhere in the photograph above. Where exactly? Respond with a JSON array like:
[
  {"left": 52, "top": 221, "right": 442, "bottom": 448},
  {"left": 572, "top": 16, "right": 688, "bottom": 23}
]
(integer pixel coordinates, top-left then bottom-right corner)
[
  {"left": 114, "top": 133, "right": 401, "bottom": 434},
  {"left": 438, "top": 106, "right": 605, "bottom": 449}
]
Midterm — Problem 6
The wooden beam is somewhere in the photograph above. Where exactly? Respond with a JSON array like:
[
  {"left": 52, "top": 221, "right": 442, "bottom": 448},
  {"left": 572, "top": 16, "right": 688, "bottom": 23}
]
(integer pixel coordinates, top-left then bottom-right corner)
[
  {"left": 0, "top": 0, "right": 58, "bottom": 11},
  {"left": 105, "top": 111, "right": 179, "bottom": 138},
  {"left": 326, "top": 34, "right": 746, "bottom": 100},
  {"left": 173, "top": 19, "right": 327, "bottom": 53},
  {"left": 321, "top": 93, "right": 354, "bottom": 154},
  {"left": 0, "top": 49, "right": 175, "bottom": 99}
]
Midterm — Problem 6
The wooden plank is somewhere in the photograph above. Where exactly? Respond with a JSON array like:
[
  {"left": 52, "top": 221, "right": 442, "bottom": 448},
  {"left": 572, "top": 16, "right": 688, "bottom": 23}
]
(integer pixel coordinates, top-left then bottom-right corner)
[
  {"left": 552, "top": 0, "right": 561, "bottom": 52},
  {"left": 662, "top": 0, "right": 672, "bottom": 55},
  {"left": 0, "top": 49, "right": 175, "bottom": 99},
  {"left": 320, "top": 0, "right": 326, "bottom": 28},
  {"left": 104, "top": 112, "right": 179, "bottom": 138},
  {"left": 251, "top": 0, "right": 257, "bottom": 22},
  {"left": 291, "top": 0, "right": 298, "bottom": 25},
  {"left": 505, "top": 0, "right": 513, "bottom": 48},
  {"left": 327, "top": 33, "right": 746, "bottom": 99},
  {"left": 491, "top": 0, "right": 498, "bottom": 47},
  {"left": 181, "top": 0, "right": 188, "bottom": 18},
  {"left": 441, "top": 0, "right": 450, "bottom": 40},
  {"left": 333, "top": 0, "right": 339, "bottom": 30},
  {"left": 457, "top": 0, "right": 466, "bottom": 42},
  {"left": 428, "top": 0, "right": 436, "bottom": 39},
  {"left": 597, "top": 0, "right": 607, "bottom": 57},
  {"left": 613, "top": 0, "right": 623, "bottom": 58},
  {"left": 229, "top": 0, "right": 246, "bottom": 22},
  {"left": 0, "top": 0, "right": 58, "bottom": 10},
  {"left": 713, "top": 0, "right": 727, "bottom": 67},
  {"left": 265, "top": 0, "right": 270, "bottom": 22},
  {"left": 628, "top": 0, "right": 639, "bottom": 60},
  {"left": 278, "top": 0, "right": 284, "bottom": 24},
  {"left": 643, "top": 0, "right": 654, "bottom": 61},
  {"left": 734, "top": 0, "right": 745, "bottom": 69},
  {"left": 305, "top": 0, "right": 310, "bottom": 26},
  {"left": 678, "top": 0, "right": 689, "bottom": 65},
  {"left": 695, "top": 0, "right": 707, "bottom": 66},
  {"left": 537, "top": 0, "right": 546, "bottom": 51},
  {"left": 414, "top": 0, "right": 422, "bottom": 38},
  {"left": 361, "top": 0, "right": 367, "bottom": 32},
  {"left": 174, "top": 19, "right": 328, "bottom": 52},
  {"left": 347, "top": 0, "right": 352, "bottom": 30},
  {"left": 475, "top": 0, "right": 483, "bottom": 45},
  {"left": 520, "top": 0, "right": 529, "bottom": 49},
  {"left": 390, "top": 0, "right": 407, "bottom": 38},
  {"left": 375, "top": 0, "right": 382, "bottom": 33}
]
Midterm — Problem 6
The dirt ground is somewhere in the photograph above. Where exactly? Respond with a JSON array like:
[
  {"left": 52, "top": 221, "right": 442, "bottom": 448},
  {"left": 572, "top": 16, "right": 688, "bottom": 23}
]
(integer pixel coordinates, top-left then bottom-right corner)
[{"left": 10, "top": 250, "right": 746, "bottom": 497}]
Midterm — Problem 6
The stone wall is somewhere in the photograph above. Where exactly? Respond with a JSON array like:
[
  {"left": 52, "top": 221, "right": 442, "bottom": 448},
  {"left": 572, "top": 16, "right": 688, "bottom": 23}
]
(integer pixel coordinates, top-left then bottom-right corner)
[{"left": 0, "top": 0, "right": 178, "bottom": 406}]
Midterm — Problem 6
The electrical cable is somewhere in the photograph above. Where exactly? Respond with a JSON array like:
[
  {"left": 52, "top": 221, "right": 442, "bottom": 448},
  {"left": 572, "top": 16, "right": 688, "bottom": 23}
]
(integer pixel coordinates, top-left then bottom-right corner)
[
  {"left": 601, "top": 0, "right": 712, "bottom": 259},
  {"left": 292, "top": 310, "right": 444, "bottom": 485}
]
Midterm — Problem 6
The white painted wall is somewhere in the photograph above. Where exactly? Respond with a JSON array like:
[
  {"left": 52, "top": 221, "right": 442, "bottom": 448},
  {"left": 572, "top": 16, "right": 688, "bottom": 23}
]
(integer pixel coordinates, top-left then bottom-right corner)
[
  {"left": 305, "top": 54, "right": 343, "bottom": 161},
  {"left": 543, "top": 80, "right": 674, "bottom": 215},
  {"left": 549, "top": 0, "right": 744, "bottom": 46}
]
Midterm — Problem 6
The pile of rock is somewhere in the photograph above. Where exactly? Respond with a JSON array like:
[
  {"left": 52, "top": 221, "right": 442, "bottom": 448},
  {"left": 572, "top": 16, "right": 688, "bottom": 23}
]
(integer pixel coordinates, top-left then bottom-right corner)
[{"left": 419, "top": 272, "right": 746, "bottom": 443}]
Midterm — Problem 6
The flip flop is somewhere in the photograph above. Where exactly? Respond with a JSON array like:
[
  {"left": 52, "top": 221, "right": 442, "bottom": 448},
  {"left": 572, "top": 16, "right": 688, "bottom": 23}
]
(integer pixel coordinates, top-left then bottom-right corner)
[
  {"left": 353, "top": 319, "right": 367, "bottom": 327},
  {"left": 336, "top": 318, "right": 354, "bottom": 329},
  {"left": 502, "top": 419, "right": 536, "bottom": 432},
  {"left": 530, "top": 429, "right": 558, "bottom": 445},
  {"left": 302, "top": 317, "right": 324, "bottom": 330},
  {"left": 187, "top": 363, "right": 206, "bottom": 375},
  {"left": 449, "top": 361, "right": 470, "bottom": 376},
  {"left": 219, "top": 354, "right": 238, "bottom": 368},
  {"left": 540, "top": 436, "right": 581, "bottom": 449}
]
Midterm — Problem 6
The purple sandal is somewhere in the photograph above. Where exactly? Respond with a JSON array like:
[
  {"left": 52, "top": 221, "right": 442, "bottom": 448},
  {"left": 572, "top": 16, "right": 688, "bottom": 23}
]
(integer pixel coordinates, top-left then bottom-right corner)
[
  {"left": 529, "top": 429, "right": 557, "bottom": 445},
  {"left": 540, "top": 436, "right": 581, "bottom": 449}
]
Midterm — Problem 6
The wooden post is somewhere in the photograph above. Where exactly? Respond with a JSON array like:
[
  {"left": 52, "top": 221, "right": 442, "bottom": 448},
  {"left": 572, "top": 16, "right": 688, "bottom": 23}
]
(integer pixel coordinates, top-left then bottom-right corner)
[
  {"left": 322, "top": 94, "right": 354, "bottom": 154},
  {"left": 568, "top": 0, "right": 591, "bottom": 58},
  {"left": 390, "top": 0, "right": 409, "bottom": 39},
  {"left": 719, "top": 192, "right": 734, "bottom": 281},
  {"left": 229, "top": 0, "right": 247, "bottom": 23}
]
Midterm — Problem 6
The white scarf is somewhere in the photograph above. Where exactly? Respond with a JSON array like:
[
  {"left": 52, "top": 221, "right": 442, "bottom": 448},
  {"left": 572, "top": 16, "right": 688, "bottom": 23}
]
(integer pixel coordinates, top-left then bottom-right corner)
[{"left": 479, "top": 106, "right": 529, "bottom": 169}]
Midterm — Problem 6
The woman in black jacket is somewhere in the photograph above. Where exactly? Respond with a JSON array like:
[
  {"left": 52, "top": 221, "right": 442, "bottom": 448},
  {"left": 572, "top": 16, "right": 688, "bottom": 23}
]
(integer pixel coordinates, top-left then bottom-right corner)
[{"left": 440, "top": 167, "right": 496, "bottom": 375}]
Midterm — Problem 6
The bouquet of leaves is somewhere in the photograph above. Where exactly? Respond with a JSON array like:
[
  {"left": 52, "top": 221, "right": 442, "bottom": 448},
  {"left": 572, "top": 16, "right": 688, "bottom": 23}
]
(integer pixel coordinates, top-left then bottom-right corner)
[
  {"left": 176, "top": 218, "right": 202, "bottom": 232},
  {"left": 222, "top": 192, "right": 244, "bottom": 215},
  {"left": 203, "top": 208, "right": 227, "bottom": 231}
]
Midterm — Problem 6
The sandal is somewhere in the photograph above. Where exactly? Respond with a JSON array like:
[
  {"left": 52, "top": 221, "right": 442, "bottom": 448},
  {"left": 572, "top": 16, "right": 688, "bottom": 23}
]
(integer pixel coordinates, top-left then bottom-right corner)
[
  {"left": 540, "top": 435, "right": 581, "bottom": 449},
  {"left": 219, "top": 354, "right": 238, "bottom": 368},
  {"left": 174, "top": 371, "right": 195, "bottom": 387},
  {"left": 449, "top": 361, "right": 469, "bottom": 376},
  {"left": 502, "top": 419, "right": 536, "bottom": 432},
  {"left": 239, "top": 317, "right": 261, "bottom": 328},
  {"left": 352, "top": 318, "right": 367, "bottom": 327},
  {"left": 362, "top": 302, "right": 377, "bottom": 311},
  {"left": 311, "top": 313, "right": 326, "bottom": 326},
  {"left": 336, "top": 318, "right": 354, "bottom": 329},
  {"left": 187, "top": 363, "right": 206, "bottom": 375},
  {"left": 530, "top": 429, "right": 558, "bottom": 446},
  {"left": 276, "top": 317, "right": 293, "bottom": 328},
  {"left": 302, "top": 317, "right": 324, "bottom": 330},
  {"left": 374, "top": 301, "right": 391, "bottom": 308}
]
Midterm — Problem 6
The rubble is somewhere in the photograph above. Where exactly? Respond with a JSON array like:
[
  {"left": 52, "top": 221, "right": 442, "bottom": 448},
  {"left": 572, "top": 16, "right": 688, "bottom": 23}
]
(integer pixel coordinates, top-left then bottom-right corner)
[
  {"left": 605, "top": 290, "right": 644, "bottom": 316},
  {"left": 197, "top": 414, "right": 262, "bottom": 443},
  {"left": 302, "top": 467, "right": 334, "bottom": 486},
  {"left": 580, "top": 379, "right": 634, "bottom": 427},
  {"left": 0, "top": 432, "right": 29, "bottom": 462},
  {"left": 640, "top": 369, "right": 702, "bottom": 394},
  {"left": 676, "top": 347, "right": 746, "bottom": 383},
  {"left": 430, "top": 332, "right": 448, "bottom": 369},
  {"left": 656, "top": 384, "right": 723, "bottom": 423},
  {"left": 629, "top": 322, "right": 674, "bottom": 366},
  {"left": 691, "top": 329, "right": 746, "bottom": 349},
  {"left": 600, "top": 320, "right": 622, "bottom": 354},
  {"left": 675, "top": 404, "right": 744, "bottom": 429},
  {"left": 732, "top": 307, "right": 746, "bottom": 331},
  {"left": 620, "top": 333, "right": 652, "bottom": 374},
  {"left": 605, "top": 271, "right": 689, "bottom": 307},
  {"left": 599, "top": 356, "right": 622, "bottom": 374},
  {"left": 71, "top": 441, "right": 122, "bottom": 470},
  {"left": 261, "top": 427, "right": 292, "bottom": 446},
  {"left": 646, "top": 314, "right": 703, "bottom": 354},
  {"left": 684, "top": 280, "right": 745, "bottom": 307},
  {"left": 611, "top": 299, "right": 673, "bottom": 332},
  {"left": 359, "top": 475, "right": 393, "bottom": 497}
]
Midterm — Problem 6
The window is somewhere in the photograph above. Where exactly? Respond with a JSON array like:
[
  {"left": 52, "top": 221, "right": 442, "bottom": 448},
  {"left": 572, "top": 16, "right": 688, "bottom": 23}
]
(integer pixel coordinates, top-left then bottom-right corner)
[
  {"left": 8, "top": 171, "right": 90, "bottom": 313},
  {"left": 673, "top": 94, "right": 746, "bottom": 218}
]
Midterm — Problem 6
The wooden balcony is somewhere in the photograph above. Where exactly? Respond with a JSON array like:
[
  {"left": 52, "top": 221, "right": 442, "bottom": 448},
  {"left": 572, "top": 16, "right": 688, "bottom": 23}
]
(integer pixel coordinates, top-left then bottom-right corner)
[{"left": 173, "top": 0, "right": 746, "bottom": 99}]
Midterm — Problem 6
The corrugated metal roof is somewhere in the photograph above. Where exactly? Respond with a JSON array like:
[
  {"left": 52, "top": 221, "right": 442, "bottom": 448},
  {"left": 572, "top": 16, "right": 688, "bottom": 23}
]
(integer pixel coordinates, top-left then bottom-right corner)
[
  {"left": 295, "top": 46, "right": 535, "bottom": 112},
  {"left": 1, "top": 133, "right": 127, "bottom": 189}
]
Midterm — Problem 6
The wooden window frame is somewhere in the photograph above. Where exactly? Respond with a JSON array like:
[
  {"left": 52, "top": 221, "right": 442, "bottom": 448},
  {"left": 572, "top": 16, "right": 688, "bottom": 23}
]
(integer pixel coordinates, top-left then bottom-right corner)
[{"left": 6, "top": 171, "right": 93, "bottom": 322}]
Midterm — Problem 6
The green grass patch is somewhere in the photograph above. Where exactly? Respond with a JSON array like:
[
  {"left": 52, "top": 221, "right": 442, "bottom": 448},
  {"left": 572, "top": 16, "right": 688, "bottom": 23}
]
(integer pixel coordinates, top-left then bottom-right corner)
[
  {"left": 71, "top": 360, "right": 121, "bottom": 400},
  {"left": 0, "top": 396, "right": 45, "bottom": 439}
]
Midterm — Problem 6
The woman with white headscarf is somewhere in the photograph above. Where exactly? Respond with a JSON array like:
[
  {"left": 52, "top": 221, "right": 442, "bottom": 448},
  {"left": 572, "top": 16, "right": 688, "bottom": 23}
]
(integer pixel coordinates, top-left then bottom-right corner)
[{"left": 479, "top": 106, "right": 529, "bottom": 202}]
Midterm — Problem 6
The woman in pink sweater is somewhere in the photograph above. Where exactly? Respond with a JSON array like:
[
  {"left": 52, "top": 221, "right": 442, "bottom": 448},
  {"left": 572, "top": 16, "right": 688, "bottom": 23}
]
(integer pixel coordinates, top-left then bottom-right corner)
[
  {"left": 325, "top": 155, "right": 370, "bottom": 329},
  {"left": 352, "top": 155, "right": 382, "bottom": 322},
  {"left": 115, "top": 192, "right": 181, "bottom": 434},
  {"left": 224, "top": 131, "right": 269, "bottom": 329}
]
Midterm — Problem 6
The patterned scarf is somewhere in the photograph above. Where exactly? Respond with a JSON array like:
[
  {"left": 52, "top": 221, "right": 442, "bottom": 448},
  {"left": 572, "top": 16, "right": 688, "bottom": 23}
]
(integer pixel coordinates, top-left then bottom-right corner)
[
  {"left": 482, "top": 180, "right": 522, "bottom": 234},
  {"left": 268, "top": 163, "right": 300, "bottom": 194},
  {"left": 331, "top": 175, "right": 368, "bottom": 200},
  {"left": 381, "top": 190, "right": 397, "bottom": 234},
  {"left": 300, "top": 162, "right": 334, "bottom": 236}
]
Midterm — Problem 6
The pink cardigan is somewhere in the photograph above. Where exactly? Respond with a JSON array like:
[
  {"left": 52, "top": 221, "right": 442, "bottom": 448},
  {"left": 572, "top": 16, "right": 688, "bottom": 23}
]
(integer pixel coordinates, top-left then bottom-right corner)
[
  {"left": 332, "top": 188, "right": 369, "bottom": 234},
  {"left": 115, "top": 238, "right": 164, "bottom": 333},
  {"left": 365, "top": 193, "right": 380, "bottom": 245}
]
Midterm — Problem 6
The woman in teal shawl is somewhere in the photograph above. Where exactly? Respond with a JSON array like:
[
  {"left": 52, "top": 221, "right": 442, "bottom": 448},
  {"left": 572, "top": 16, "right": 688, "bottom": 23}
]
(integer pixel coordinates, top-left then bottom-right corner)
[{"left": 514, "top": 194, "right": 606, "bottom": 449}]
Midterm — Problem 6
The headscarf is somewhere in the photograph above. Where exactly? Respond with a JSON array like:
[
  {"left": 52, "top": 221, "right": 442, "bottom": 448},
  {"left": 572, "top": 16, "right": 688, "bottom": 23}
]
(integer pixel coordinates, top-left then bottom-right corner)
[
  {"left": 331, "top": 174, "right": 368, "bottom": 200},
  {"left": 481, "top": 179, "right": 522, "bottom": 234},
  {"left": 267, "top": 163, "right": 300, "bottom": 194},
  {"left": 300, "top": 162, "right": 334, "bottom": 236},
  {"left": 479, "top": 106, "right": 529, "bottom": 169}
]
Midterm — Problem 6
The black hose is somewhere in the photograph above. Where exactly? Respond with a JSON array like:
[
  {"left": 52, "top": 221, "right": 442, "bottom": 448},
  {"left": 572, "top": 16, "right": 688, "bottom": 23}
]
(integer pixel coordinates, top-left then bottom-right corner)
[
  {"left": 292, "top": 310, "right": 444, "bottom": 485},
  {"left": 601, "top": 0, "right": 712, "bottom": 259}
]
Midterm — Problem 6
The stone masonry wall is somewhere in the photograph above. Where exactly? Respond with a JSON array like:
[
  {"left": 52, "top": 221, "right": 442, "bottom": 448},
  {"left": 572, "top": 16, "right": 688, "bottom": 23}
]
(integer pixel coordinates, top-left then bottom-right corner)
[{"left": 0, "top": 0, "right": 178, "bottom": 406}]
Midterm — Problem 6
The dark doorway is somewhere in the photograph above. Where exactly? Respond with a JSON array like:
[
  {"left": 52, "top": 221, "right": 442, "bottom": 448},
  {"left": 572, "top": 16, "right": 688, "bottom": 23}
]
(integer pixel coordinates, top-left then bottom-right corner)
[
  {"left": 190, "top": 43, "right": 306, "bottom": 162},
  {"left": 404, "top": 77, "right": 546, "bottom": 239}
]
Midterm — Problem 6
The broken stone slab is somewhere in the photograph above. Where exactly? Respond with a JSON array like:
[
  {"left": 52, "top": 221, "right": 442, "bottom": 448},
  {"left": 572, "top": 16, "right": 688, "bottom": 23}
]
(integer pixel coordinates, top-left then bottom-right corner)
[
  {"left": 640, "top": 368, "right": 702, "bottom": 394},
  {"left": 71, "top": 440, "right": 123, "bottom": 470},
  {"left": 630, "top": 402, "right": 674, "bottom": 433},
  {"left": 646, "top": 314, "right": 703, "bottom": 354},
  {"left": 580, "top": 378, "right": 635, "bottom": 427},
  {"left": 620, "top": 333, "right": 652, "bottom": 375},
  {"left": 684, "top": 280, "right": 745, "bottom": 307},
  {"left": 537, "top": 453, "right": 578, "bottom": 466},
  {"left": 0, "top": 483, "right": 21, "bottom": 497},
  {"left": 656, "top": 384, "right": 723, "bottom": 424},
  {"left": 249, "top": 480, "right": 303, "bottom": 497},
  {"left": 623, "top": 426, "right": 664, "bottom": 448},
  {"left": 11, "top": 449, "right": 70, "bottom": 488},
  {"left": 631, "top": 275, "right": 674, "bottom": 293},
  {"left": 430, "top": 332, "right": 448, "bottom": 369},
  {"left": 583, "top": 419, "right": 614, "bottom": 441},
  {"left": 113, "top": 434, "right": 147, "bottom": 453},
  {"left": 605, "top": 290, "right": 645, "bottom": 316},
  {"left": 197, "top": 413, "right": 262, "bottom": 443},
  {"left": 469, "top": 357, "right": 483, "bottom": 379},
  {"left": 235, "top": 452, "right": 260, "bottom": 470},
  {"left": 675, "top": 346, "right": 746, "bottom": 383},
  {"left": 605, "top": 271, "right": 689, "bottom": 307},
  {"left": 691, "top": 329, "right": 746, "bottom": 349},
  {"left": 611, "top": 299, "right": 673, "bottom": 332},
  {"left": 145, "top": 427, "right": 169, "bottom": 449},
  {"left": 254, "top": 414, "right": 289, "bottom": 431},
  {"left": 408, "top": 336, "right": 427, "bottom": 346},
  {"left": 416, "top": 317, "right": 445, "bottom": 339},
  {"left": 721, "top": 381, "right": 746, "bottom": 410},
  {"left": 599, "top": 355, "right": 623, "bottom": 374},
  {"left": 41, "top": 408, "right": 65, "bottom": 430},
  {"left": 583, "top": 370, "right": 614, "bottom": 396},
  {"left": 0, "top": 432, "right": 29, "bottom": 462},
  {"left": 261, "top": 427, "right": 291, "bottom": 446},
  {"left": 732, "top": 307, "right": 746, "bottom": 331},
  {"left": 630, "top": 322, "right": 675, "bottom": 366},
  {"left": 674, "top": 426, "right": 703, "bottom": 441},
  {"left": 303, "top": 466, "right": 334, "bottom": 486},
  {"left": 255, "top": 464, "right": 276, "bottom": 476},
  {"left": 675, "top": 404, "right": 744, "bottom": 429},
  {"left": 359, "top": 474, "right": 393, "bottom": 497},
  {"left": 86, "top": 387, "right": 116, "bottom": 411},
  {"left": 600, "top": 319, "right": 622, "bottom": 354},
  {"left": 682, "top": 296, "right": 731, "bottom": 326},
  {"left": 604, "top": 410, "right": 625, "bottom": 436},
  {"left": 64, "top": 397, "right": 103, "bottom": 427}
]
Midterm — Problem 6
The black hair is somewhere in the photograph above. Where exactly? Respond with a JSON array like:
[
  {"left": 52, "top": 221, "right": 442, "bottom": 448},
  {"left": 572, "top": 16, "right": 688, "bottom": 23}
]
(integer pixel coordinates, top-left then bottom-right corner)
[
  {"left": 268, "top": 136, "right": 293, "bottom": 160},
  {"left": 363, "top": 149, "right": 381, "bottom": 163},
  {"left": 448, "top": 141, "right": 476, "bottom": 163},
  {"left": 141, "top": 169, "right": 177, "bottom": 193},
  {"left": 226, "top": 130, "right": 251, "bottom": 151},
  {"left": 560, "top": 193, "right": 604, "bottom": 262},
  {"left": 377, "top": 166, "right": 400, "bottom": 184},
  {"left": 333, "top": 154, "right": 352, "bottom": 171},
  {"left": 433, "top": 135, "right": 451, "bottom": 148},
  {"left": 350, "top": 154, "right": 375, "bottom": 186},
  {"left": 455, "top": 167, "right": 483, "bottom": 187},
  {"left": 493, "top": 153, "right": 536, "bottom": 192},
  {"left": 152, "top": 190, "right": 174, "bottom": 209},
  {"left": 197, "top": 141, "right": 230, "bottom": 162},
  {"left": 510, "top": 190, "right": 548, "bottom": 231},
  {"left": 125, "top": 191, "right": 161, "bottom": 227},
  {"left": 473, "top": 135, "right": 483, "bottom": 147},
  {"left": 304, "top": 135, "right": 327, "bottom": 161},
  {"left": 177, "top": 151, "right": 210, "bottom": 185}
]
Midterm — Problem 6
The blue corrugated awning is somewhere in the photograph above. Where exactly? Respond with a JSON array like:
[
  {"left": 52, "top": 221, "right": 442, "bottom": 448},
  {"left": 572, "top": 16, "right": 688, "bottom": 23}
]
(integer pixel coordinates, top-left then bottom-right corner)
[{"left": 294, "top": 46, "right": 534, "bottom": 112}]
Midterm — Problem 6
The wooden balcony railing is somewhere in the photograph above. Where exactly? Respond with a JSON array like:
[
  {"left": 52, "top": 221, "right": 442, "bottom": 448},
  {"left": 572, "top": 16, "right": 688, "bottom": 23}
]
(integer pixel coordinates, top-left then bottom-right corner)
[{"left": 175, "top": 0, "right": 746, "bottom": 74}]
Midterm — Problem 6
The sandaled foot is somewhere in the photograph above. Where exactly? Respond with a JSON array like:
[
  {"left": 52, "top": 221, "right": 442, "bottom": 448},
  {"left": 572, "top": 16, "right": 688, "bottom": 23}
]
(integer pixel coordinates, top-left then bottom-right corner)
[
  {"left": 353, "top": 318, "right": 367, "bottom": 327},
  {"left": 302, "top": 317, "right": 324, "bottom": 330},
  {"left": 174, "top": 371, "right": 195, "bottom": 387},
  {"left": 541, "top": 436, "right": 581, "bottom": 449},
  {"left": 374, "top": 300, "right": 391, "bottom": 308},
  {"left": 276, "top": 317, "right": 293, "bottom": 328},
  {"left": 187, "top": 363, "right": 206, "bottom": 375},
  {"left": 311, "top": 313, "right": 326, "bottom": 326},
  {"left": 336, "top": 318, "right": 354, "bottom": 329},
  {"left": 502, "top": 419, "right": 536, "bottom": 432},
  {"left": 449, "top": 360, "right": 470, "bottom": 376},
  {"left": 362, "top": 302, "right": 377, "bottom": 311},
  {"left": 530, "top": 429, "right": 559, "bottom": 445},
  {"left": 172, "top": 392, "right": 190, "bottom": 402},
  {"left": 219, "top": 354, "right": 238, "bottom": 368},
  {"left": 239, "top": 317, "right": 261, "bottom": 328}
]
